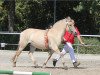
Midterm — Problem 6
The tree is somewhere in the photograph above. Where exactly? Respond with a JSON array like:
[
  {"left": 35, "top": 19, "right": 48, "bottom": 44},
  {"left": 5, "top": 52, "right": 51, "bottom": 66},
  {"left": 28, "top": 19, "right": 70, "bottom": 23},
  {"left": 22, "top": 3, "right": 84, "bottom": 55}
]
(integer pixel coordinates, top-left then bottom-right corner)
[
  {"left": 73, "top": 1, "right": 100, "bottom": 34},
  {"left": 0, "top": 0, "right": 99, "bottom": 34},
  {"left": 2, "top": 0, "right": 15, "bottom": 32},
  {"left": 15, "top": 0, "right": 54, "bottom": 31}
]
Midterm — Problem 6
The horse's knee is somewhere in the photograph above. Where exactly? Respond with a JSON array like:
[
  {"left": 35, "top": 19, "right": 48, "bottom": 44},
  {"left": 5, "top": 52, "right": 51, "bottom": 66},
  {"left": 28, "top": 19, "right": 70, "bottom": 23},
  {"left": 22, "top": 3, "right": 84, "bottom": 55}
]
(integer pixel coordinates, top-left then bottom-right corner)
[
  {"left": 16, "top": 50, "right": 22, "bottom": 56},
  {"left": 54, "top": 49, "right": 60, "bottom": 54},
  {"left": 51, "top": 47, "right": 60, "bottom": 54}
]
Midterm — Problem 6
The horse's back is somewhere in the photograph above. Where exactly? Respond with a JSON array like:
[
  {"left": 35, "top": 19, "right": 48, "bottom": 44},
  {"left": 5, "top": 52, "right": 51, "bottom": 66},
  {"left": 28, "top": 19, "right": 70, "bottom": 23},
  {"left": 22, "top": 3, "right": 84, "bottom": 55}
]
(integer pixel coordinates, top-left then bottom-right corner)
[
  {"left": 21, "top": 28, "right": 45, "bottom": 37},
  {"left": 21, "top": 28, "right": 40, "bottom": 34},
  {"left": 19, "top": 28, "right": 47, "bottom": 49}
]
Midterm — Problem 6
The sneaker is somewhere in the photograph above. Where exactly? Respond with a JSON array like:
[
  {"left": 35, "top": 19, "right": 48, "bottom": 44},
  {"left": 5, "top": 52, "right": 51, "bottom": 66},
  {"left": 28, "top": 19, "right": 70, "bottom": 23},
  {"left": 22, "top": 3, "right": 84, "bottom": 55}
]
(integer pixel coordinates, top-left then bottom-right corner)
[
  {"left": 73, "top": 61, "right": 80, "bottom": 68},
  {"left": 53, "top": 59, "right": 58, "bottom": 67}
]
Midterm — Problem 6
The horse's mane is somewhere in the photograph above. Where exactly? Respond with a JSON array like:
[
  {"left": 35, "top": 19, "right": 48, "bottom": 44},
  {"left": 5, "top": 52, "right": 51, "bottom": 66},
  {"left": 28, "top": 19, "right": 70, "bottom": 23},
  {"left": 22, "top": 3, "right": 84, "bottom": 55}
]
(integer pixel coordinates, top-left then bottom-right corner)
[
  {"left": 52, "top": 19, "right": 65, "bottom": 29},
  {"left": 44, "top": 19, "right": 66, "bottom": 31}
]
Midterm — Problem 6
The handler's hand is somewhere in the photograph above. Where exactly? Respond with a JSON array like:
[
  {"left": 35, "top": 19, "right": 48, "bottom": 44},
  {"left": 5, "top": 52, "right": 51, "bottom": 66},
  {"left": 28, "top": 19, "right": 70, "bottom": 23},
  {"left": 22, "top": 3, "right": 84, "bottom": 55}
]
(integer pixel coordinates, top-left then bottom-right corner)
[{"left": 81, "top": 42, "right": 85, "bottom": 46}]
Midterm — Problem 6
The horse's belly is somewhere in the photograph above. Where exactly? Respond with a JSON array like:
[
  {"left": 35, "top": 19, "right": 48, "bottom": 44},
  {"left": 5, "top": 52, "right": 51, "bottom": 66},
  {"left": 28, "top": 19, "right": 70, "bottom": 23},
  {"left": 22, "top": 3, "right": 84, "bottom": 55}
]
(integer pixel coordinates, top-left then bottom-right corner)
[
  {"left": 31, "top": 42, "right": 46, "bottom": 49},
  {"left": 29, "top": 30, "right": 48, "bottom": 49},
  {"left": 30, "top": 36, "right": 46, "bottom": 49}
]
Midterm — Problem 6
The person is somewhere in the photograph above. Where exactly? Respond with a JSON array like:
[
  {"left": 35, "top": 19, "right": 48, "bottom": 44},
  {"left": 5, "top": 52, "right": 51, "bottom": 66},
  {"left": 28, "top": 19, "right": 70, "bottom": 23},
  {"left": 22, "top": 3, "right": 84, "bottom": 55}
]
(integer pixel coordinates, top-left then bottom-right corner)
[{"left": 53, "top": 18, "right": 85, "bottom": 68}]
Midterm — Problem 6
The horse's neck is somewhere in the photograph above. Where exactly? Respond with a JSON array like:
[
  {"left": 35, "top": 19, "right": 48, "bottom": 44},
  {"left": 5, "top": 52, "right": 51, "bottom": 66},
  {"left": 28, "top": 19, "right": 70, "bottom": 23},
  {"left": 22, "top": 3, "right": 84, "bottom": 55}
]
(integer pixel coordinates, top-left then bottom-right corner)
[
  {"left": 50, "top": 19, "right": 66, "bottom": 43},
  {"left": 53, "top": 19, "right": 66, "bottom": 35}
]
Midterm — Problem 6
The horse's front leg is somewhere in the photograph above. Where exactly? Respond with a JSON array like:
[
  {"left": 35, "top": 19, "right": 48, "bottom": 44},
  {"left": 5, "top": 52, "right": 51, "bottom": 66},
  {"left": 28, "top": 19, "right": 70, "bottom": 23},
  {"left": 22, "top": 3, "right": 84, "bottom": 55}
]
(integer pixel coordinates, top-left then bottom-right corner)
[
  {"left": 51, "top": 45, "right": 68, "bottom": 69},
  {"left": 42, "top": 50, "right": 54, "bottom": 68}
]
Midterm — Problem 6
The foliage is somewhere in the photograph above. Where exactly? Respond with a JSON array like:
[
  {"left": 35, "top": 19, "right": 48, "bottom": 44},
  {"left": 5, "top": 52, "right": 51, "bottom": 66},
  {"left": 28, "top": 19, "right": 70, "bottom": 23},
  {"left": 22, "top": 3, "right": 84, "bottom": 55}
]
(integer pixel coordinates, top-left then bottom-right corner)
[
  {"left": 0, "top": 0, "right": 8, "bottom": 31},
  {"left": 15, "top": 0, "right": 54, "bottom": 31},
  {"left": 0, "top": 0, "right": 99, "bottom": 34},
  {"left": 73, "top": 1, "right": 100, "bottom": 34},
  {"left": 0, "top": 1, "right": 100, "bottom": 53}
]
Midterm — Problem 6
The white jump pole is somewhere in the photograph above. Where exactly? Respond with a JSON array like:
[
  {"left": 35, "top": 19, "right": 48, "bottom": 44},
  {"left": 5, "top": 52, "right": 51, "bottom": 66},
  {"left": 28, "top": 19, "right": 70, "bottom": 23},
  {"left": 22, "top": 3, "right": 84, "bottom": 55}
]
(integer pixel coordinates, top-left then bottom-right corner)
[{"left": 0, "top": 70, "right": 51, "bottom": 75}]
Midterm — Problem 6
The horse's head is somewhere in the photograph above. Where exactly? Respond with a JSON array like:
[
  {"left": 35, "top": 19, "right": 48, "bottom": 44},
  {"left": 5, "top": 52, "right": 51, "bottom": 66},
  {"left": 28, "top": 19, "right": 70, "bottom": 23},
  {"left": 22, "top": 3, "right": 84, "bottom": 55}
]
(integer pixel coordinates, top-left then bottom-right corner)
[{"left": 65, "top": 17, "right": 77, "bottom": 35}]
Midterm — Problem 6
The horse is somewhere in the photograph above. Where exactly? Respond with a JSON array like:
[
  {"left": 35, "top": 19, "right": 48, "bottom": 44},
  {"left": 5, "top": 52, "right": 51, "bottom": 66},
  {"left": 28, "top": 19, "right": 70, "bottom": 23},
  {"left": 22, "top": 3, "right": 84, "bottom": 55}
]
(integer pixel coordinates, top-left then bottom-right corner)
[{"left": 12, "top": 17, "right": 77, "bottom": 68}]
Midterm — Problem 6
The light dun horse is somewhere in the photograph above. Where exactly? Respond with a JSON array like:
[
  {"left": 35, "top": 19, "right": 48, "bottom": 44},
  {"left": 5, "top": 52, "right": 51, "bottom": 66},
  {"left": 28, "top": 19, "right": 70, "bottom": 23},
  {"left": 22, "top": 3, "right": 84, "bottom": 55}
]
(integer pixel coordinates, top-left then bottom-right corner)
[{"left": 12, "top": 18, "right": 76, "bottom": 68}]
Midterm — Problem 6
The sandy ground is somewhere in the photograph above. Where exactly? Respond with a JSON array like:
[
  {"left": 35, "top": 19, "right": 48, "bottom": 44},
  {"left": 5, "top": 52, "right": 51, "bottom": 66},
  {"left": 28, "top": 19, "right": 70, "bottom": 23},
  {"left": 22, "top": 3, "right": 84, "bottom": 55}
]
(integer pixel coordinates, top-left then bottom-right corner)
[{"left": 0, "top": 50, "right": 100, "bottom": 75}]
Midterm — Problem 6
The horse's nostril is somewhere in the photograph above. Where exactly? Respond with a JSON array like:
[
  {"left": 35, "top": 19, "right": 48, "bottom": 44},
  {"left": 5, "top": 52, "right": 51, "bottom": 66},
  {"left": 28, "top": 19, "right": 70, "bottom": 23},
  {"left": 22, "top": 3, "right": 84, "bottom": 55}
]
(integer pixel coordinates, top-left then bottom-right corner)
[
  {"left": 71, "top": 31, "right": 73, "bottom": 33},
  {"left": 75, "top": 32, "right": 77, "bottom": 35}
]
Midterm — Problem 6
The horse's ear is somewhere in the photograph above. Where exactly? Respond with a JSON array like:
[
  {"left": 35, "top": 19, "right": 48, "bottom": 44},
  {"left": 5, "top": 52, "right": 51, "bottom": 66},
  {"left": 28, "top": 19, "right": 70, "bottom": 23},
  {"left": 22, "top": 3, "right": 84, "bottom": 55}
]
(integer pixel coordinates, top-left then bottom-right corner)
[
  {"left": 65, "top": 18, "right": 67, "bottom": 22},
  {"left": 66, "top": 16, "right": 71, "bottom": 20},
  {"left": 66, "top": 16, "right": 69, "bottom": 18},
  {"left": 65, "top": 17, "right": 69, "bottom": 22},
  {"left": 65, "top": 19, "right": 69, "bottom": 25}
]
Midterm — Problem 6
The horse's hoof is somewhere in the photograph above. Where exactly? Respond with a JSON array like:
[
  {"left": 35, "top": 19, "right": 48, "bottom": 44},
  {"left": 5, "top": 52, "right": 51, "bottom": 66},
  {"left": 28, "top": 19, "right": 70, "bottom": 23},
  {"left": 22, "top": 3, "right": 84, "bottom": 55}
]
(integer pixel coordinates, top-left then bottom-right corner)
[
  {"left": 42, "top": 64, "right": 46, "bottom": 68},
  {"left": 34, "top": 64, "right": 39, "bottom": 68},
  {"left": 42, "top": 65, "right": 46, "bottom": 68},
  {"left": 63, "top": 66, "right": 68, "bottom": 70},
  {"left": 13, "top": 65, "right": 16, "bottom": 67},
  {"left": 12, "top": 58, "right": 16, "bottom": 67},
  {"left": 42, "top": 63, "right": 46, "bottom": 68},
  {"left": 62, "top": 62, "right": 68, "bottom": 70},
  {"left": 13, "top": 63, "right": 16, "bottom": 67}
]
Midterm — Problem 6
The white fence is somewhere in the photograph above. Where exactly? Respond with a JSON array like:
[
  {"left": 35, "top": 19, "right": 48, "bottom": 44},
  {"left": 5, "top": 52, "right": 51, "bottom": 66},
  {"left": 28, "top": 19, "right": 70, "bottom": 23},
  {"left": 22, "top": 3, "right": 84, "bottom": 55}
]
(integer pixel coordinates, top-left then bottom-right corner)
[
  {"left": 0, "top": 32, "right": 100, "bottom": 53},
  {"left": 0, "top": 32, "right": 20, "bottom": 49},
  {"left": 75, "top": 35, "right": 100, "bottom": 54}
]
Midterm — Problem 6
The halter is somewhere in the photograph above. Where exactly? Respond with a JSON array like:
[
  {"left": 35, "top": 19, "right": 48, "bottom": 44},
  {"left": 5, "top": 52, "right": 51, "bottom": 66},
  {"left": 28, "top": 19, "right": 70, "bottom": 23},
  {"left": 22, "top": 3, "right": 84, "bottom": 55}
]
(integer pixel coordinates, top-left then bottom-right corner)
[{"left": 65, "top": 18, "right": 73, "bottom": 33}]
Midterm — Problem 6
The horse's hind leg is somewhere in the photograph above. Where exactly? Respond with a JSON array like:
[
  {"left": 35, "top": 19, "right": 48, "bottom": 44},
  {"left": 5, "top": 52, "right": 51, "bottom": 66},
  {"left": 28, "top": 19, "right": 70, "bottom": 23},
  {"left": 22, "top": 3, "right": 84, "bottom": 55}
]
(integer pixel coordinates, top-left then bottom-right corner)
[
  {"left": 12, "top": 46, "right": 22, "bottom": 67},
  {"left": 28, "top": 45, "right": 38, "bottom": 67},
  {"left": 12, "top": 41, "right": 28, "bottom": 67}
]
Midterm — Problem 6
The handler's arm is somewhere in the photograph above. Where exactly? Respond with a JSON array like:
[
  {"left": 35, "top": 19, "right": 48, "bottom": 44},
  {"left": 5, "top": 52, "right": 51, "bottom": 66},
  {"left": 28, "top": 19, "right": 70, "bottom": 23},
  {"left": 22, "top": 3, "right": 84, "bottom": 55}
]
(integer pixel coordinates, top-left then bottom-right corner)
[{"left": 77, "top": 35, "right": 84, "bottom": 45}]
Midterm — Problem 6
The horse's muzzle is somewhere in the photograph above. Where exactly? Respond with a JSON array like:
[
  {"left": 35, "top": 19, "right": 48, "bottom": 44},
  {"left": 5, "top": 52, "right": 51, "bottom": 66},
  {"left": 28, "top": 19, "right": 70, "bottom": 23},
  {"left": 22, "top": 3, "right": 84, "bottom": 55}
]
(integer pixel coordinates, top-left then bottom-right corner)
[{"left": 74, "top": 32, "right": 77, "bottom": 36}]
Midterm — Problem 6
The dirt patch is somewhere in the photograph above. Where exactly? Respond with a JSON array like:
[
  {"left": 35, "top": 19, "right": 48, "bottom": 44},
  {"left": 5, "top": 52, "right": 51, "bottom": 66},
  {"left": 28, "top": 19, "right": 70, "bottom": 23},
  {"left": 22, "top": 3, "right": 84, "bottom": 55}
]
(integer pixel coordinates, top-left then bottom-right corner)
[{"left": 0, "top": 50, "right": 100, "bottom": 75}]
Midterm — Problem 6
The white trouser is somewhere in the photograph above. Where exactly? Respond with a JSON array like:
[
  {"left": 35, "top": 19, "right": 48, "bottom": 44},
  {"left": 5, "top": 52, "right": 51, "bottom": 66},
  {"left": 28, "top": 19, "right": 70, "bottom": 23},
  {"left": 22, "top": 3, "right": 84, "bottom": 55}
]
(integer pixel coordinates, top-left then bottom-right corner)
[{"left": 55, "top": 42, "right": 76, "bottom": 63}]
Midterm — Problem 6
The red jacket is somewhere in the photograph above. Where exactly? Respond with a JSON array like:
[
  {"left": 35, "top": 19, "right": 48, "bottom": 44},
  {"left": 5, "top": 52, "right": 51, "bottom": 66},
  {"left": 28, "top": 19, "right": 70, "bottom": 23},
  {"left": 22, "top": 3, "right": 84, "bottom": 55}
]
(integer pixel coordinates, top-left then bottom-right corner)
[{"left": 64, "top": 27, "right": 80, "bottom": 44}]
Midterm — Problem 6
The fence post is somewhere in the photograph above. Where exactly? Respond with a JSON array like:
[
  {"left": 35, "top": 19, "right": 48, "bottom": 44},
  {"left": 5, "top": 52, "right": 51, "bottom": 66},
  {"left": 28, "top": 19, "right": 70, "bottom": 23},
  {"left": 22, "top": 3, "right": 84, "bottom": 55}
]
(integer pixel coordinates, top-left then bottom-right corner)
[
  {"left": 0, "top": 43, "right": 7, "bottom": 50},
  {"left": 76, "top": 40, "right": 80, "bottom": 57}
]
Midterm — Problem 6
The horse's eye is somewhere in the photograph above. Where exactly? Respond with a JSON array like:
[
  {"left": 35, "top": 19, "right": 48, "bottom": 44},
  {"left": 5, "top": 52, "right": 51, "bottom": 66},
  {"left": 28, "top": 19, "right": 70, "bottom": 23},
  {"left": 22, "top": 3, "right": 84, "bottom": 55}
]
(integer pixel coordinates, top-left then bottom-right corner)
[{"left": 69, "top": 25, "right": 72, "bottom": 26}]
